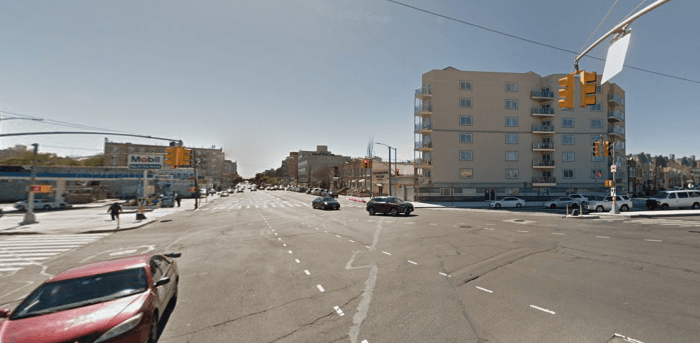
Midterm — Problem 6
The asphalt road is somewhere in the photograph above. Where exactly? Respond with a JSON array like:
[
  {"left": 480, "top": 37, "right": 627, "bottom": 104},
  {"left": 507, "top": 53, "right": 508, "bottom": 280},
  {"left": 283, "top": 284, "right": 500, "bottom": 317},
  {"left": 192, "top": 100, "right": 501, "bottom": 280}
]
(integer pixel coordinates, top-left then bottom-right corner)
[{"left": 1, "top": 190, "right": 700, "bottom": 343}]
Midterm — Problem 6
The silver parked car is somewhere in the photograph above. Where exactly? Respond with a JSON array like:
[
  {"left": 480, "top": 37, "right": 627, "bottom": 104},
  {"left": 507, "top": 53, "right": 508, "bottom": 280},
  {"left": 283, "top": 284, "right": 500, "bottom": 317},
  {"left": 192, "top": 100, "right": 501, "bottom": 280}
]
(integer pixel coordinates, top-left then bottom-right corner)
[
  {"left": 543, "top": 197, "right": 575, "bottom": 209},
  {"left": 489, "top": 197, "right": 526, "bottom": 208},
  {"left": 587, "top": 196, "right": 633, "bottom": 212}
]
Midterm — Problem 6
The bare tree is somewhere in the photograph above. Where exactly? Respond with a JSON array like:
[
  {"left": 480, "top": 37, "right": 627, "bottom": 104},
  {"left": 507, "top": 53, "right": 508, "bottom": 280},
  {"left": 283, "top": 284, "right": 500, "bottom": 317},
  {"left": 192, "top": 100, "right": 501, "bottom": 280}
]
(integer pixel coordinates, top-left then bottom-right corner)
[{"left": 366, "top": 137, "right": 374, "bottom": 158}]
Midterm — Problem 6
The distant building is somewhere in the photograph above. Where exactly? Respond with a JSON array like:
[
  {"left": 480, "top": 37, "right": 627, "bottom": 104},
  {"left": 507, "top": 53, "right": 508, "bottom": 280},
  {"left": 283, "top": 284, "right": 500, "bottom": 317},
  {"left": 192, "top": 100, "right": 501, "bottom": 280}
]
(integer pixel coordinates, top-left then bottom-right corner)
[
  {"left": 297, "top": 146, "right": 350, "bottom": 188},
  {"left": 0, "top": 144, "right": 28, "bottom": 159},
  {"left": 413, "top": 67, "right": 627, "bottom": 201}
]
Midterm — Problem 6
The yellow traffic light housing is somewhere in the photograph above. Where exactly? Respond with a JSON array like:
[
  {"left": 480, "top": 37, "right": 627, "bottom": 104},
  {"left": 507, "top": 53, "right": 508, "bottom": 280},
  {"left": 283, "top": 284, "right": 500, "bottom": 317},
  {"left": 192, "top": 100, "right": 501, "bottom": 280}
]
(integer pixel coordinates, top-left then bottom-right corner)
[
  {"left": 579, "top": 70, "right": 597, "bottom": 107},
  {"left": 165, "top": 147, "right": 178, "bottom": 167},
  {"left": 602, "top": 141, "right": 610, "bottom": 157},
  {"left": 605, "top": 180, "right": 614, "bottom": 187},
  {"left": 181, "top": 148, "right": 192, "bottom": 166},
  {"left": 593, "top": 140, "right": 601, "bottom": 157},
  {"left": 558, "top": 73, "right": 575, "bottom": 109}
]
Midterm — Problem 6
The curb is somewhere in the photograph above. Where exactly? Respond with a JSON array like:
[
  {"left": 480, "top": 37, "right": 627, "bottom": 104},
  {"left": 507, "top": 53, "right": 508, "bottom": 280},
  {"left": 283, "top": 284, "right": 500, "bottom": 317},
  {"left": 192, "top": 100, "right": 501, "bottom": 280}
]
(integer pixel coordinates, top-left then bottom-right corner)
[{"left": 80, "top": 219, "right": 157, "bottom": 234}]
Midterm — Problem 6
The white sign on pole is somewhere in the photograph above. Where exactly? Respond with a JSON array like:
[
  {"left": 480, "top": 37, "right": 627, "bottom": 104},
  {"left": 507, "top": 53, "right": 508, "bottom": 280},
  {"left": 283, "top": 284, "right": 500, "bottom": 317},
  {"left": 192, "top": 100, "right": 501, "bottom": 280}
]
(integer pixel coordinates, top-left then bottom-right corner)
[
  {"left": 610, "top": 165, "right": 617, "bottom": 173},
  {"left": 610, "top": 188, "right": 616, "bottom": 196},
  {"left": 601, "top": 31, "right": 632, "bottom": 84}
]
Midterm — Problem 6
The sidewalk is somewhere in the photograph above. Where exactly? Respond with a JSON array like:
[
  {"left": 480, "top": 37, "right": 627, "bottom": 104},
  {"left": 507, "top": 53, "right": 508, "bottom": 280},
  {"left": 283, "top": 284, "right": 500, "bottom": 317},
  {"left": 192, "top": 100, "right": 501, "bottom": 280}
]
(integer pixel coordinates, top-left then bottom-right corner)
[{"left": 0, "top": 196, "right": 219, "bottom": 235}]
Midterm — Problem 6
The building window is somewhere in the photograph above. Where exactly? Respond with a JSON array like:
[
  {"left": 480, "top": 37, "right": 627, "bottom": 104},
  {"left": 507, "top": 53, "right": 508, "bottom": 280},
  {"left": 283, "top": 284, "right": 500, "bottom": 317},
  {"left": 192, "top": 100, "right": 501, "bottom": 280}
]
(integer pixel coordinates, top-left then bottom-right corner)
[
  {"left": 591, "top": 119, "right": 603, "bottom": 128},
  {"left": 460, "top": 133, "right": 473, "bottom": 143},
  {"left": 563, "top": 169, "right": 575, "bottom": 179},
  {"left": 505, "top": 151, "right": 518, "bottom": 161},
  {"left": 562, "top": 152, "right": 575, "bottom": 162},
  {"left": 596, "top": 85, "right": 602, "bottom": 94},
  {"left": 505, "top": 117, "right": 518, "bottom": 127},
  {"left": 590, "top": 135, "right": 602, "bottom": 144},
  {"left": 506, "top": 134, "right": 518, "bottom": 144},
  {"left": 505, "top": 168, "right": 519, "bottom": 179},
  {"left": 460, "top": 115, "right": 472, "bottom": 126},
  {"left": 459, "top": 150, "right": 473, "bottom": 161},
  {"left": 460, "top": 98, "right": 473, "bottom": 108},
  {"left": 460, "top": 168, "right": 473, "bottom": 178},
  {"left": 505, "top": 99, "right": 518, "bottom": 109},
  {"left": 460, "top": 81, "right": 472, "bottom": 90},
  {"left": 440, "top": 188, "right": 453, "bottom": 196},
  {"left": 589, "top": 103, "right": 603, "bottom": 111},
  {"left": 591, "top": 154, "right": 604, "bottom": 162},
  {"left": 505, "top": 82, "right": 518, "bottom": 92},
  {"left": 562, "top": 118, "right": 574, "bottom": 128},
  {"left": 562, "top": 135, "right": 574, "bottom": 145}
]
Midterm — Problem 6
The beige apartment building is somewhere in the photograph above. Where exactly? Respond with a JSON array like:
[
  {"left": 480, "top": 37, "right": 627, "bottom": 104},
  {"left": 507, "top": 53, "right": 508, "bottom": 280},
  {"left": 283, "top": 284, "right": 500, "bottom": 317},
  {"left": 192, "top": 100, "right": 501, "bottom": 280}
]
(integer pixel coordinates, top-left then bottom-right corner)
[{"left": 413, "top": 67, "right": 627, "bottom": 201}]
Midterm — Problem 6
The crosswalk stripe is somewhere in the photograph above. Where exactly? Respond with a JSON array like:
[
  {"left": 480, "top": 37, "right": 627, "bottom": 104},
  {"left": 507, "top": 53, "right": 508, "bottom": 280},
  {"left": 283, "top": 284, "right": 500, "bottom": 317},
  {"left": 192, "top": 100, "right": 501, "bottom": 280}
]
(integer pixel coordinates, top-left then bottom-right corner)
[
  {"left": 0, "top": 234, "right": 108, "bottom": 274},
  {"left": 0, "top": 253, "right": 61, "bottom": 257},
  {"left": 0, "top": 242, "right": 86, "bottom": 247},
  {"left": 0, "top": 257, "right": 51, "bottom": 262},
  {"left": 0, "top": 267, "right": 22, "bottom": 272}
]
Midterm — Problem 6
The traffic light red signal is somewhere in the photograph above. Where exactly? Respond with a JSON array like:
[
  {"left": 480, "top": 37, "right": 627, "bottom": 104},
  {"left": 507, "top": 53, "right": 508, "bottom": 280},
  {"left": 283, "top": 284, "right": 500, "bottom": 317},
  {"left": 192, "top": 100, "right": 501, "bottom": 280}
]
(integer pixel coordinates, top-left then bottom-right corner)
[
  {"left": 396, "top": 168, "right": 400, "bottom": 176},
  {"left": 579, "top": 70, "right": 597, "bottom": 107},
  {"left": 362, "top": 159, "right": 371, "bottom": 169},
  {"left": 558, "top": 73, "right": 575, "bottom": 109}
]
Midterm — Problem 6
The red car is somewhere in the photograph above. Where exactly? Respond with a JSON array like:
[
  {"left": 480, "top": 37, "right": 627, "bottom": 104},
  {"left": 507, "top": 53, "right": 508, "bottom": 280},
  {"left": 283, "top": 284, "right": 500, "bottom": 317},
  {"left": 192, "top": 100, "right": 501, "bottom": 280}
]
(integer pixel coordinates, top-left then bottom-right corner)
[{"left": 0, "top": 253, "right": 180, "bottom": 343}]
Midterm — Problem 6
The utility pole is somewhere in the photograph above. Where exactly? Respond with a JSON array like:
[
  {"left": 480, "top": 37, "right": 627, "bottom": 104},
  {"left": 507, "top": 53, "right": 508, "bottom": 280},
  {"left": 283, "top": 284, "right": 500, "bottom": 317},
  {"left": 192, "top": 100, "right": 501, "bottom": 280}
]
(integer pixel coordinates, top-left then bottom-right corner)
[
  {"left": 193, "top": 149, "right": 199, "bottom": 210},
  {"left": 376, "top": 142, "right": 397, "bottom": 197},
  {"left": 20, "top": 144, "right": 39, "bottom": 225}
]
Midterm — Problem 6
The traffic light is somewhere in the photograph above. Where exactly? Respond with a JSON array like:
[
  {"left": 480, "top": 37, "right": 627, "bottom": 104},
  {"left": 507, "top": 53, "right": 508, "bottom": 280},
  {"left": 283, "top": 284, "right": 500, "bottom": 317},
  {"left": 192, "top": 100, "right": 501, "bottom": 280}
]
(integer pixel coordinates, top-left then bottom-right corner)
[
  {"left": 593, "top": 141, "right": 601, "bottom": 157},
  {"left": 165, "top": 147, "right": 178, "bottom": 167},
  {"left": 558, "top": 73, "right": 575, "bottom": 109},
  {"left": 181, "top": 148, "right": 192, "bottom": 166},
  {"left": 579, "top": 70, "right": 597, "bottom": 107},
  {"left": 362, "top": 159, "right": 371, "bottom": 169},
  {"left": 597, "top": 170, "right": 602, "bottom": 178},
  {"left": 396, "top": 168, "right": 400, "bottom": 176},
  {"left": 605, "top": 180, "right": 614, "bottom": 187},
  {"left": 602, "top": 141, "right": 610, "bottom": 157}
]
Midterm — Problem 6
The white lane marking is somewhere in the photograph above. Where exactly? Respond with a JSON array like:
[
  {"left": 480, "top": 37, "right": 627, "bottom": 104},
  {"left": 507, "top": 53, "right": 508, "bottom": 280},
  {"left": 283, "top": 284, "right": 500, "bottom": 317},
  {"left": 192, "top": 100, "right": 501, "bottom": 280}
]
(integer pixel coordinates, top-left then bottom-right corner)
[
  {"left": 304, "top": 270, "right": 310, "bottom": 275},
  {"left": 476, "top": 286, "right": 493, "bottom": 293},
  {"left": 335, "top": 235, "right": 341, "bottom": 238},
  {"left": 315, "top": 228, "right": 319, "bottom": 230},
  {"left": 274, "top": 233, "right": 278, "bottom": 236},
  {"left": 552, "top": 233, "right": 566, "bottom": 235},
  {"left": 283, "top": 244, "right": 286, "bottom": 247},
  {"left": 288, "top": 250, "right": 292, "bottom": 254},
  {"left": 0, "top": 262, "right": 35, "bottom": 267},
  {"left": 365, "top": 246, "right": 370, "bottom": 249},
  {"left": 295, "top": 259, "right": 300, "bottom": 263},
  {"left": 407, "top": 260, "right": 417, "bottom": 265},
  {"left": 271, "top": 229, "right": 274, "bottom": 232},
  {"left": 382, "top": 251, "right": 391, "bottom": 255},
  {"left": 596, "top": 236, "right": 610, "bottom": 238},
  {"left": 0, "top": 267, "right": 22, "bottom": 272},
  {"left": 613, "top": 333, "right": 646, "bottom": 343},
  {"left": 0, "top": 253, "right": 60, "bottom": 258},
  {"left": 0, "top": 257, "right": 50, "bottom": 262},
  {"left": 0, "top": 249, "right": 69, "bottom": 254},
  {"left": 349, "top": 240, "right": 355, "bottom": 243},
  {"left": 483, "top": 228, "right": 495, "bottom": 230},
  {"left": 109, "top": 249, "right": 138, "bottom": 256},
  {"left": 255, "top": 205, "right": 259, "bottom": 208},
  {"left": 530, "top": 305, "right": 555, "bottom": 315},
  {"left": 317, "top": 284, "right": 325, "bottom": 292},
  {"left": 644, "top": 239, "right": 662, "bottom": 242},
  {"left": 324, "top": 230, "right": 328, "bottom": 233},
  {"left": 277, "top": 238, "right": 281, "bottom": 240},
  {"left": 333, "top": 305, "right": 345, "bottom": 316},
  {"left": 237, "top": 206, "right": 242, "bottom": 209},
  {"left": 247, "top": 205, "right": 250, "bottom": 209},
  {"left": 517, "top": 230, "right": 529, "bottom": 233},
  {"left": 429, "top": 223, "right": 438, "bottom": 226}
]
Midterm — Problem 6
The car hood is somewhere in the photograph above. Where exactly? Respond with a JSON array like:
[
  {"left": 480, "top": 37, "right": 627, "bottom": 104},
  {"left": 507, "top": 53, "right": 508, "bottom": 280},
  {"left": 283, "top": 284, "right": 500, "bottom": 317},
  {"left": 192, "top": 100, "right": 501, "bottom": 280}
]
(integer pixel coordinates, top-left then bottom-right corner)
[
  {"left": 397, "top": 201, "right": 413, "bottom": 207},
  {"left": 0, "top": 292, "right": 147, "bottom": 343}
]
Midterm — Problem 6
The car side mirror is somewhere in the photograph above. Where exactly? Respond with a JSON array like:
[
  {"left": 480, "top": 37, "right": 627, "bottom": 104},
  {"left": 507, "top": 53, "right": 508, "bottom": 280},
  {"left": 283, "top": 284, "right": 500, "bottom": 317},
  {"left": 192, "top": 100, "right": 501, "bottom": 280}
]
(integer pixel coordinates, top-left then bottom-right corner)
[
  {"left": 0, "top": 308, "right": 11, "bottom": 318},
  {"left": 154, "top": 277, "right": 171, "bottom": 287},
  {"left": 164, "top": 252, "right": 181, "bottom": 258}
]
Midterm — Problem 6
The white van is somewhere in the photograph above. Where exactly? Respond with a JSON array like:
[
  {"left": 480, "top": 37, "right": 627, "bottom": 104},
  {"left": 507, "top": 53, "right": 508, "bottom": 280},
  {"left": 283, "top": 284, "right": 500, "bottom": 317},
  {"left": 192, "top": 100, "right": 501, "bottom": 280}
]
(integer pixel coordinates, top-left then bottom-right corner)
[{"left": 646, "top": 190, "right": 700, "bottom": 210}]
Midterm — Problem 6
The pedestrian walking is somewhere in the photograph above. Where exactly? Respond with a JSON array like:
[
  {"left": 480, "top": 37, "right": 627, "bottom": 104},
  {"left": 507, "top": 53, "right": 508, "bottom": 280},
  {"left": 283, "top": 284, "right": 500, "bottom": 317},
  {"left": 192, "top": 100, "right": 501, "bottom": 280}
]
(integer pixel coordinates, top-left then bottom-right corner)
[
  {"left": 108, "top": 202, "right": 122, "bottom": 228},
  {"left": 175, "top": 194, "right": 182, "bottom": 207}
]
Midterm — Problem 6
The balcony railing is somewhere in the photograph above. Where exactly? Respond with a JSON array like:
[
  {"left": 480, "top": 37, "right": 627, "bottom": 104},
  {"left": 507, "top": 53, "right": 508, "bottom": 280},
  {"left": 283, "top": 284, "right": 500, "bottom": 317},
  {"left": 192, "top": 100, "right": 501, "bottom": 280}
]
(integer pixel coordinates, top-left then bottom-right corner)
[
  {"left": 415, "top": 85, "right": 432, "bottom": 96},
  {"left": 608, "top": 127, "right": 625, "bottom": 135},
  {"left": 531, "top": 90, "right": 555, "bottom": 99},
  {"left": 415, "top": 159, "right": 433, "bottom": 166},
  {"left": 607, "top": 110, "right": 624, "bottom": 121},
  {"left": 532, "top": 125, "right": 555, "bottom": 132},
  {"left": 414, "top": 141, "right": 432, "bottom": 149},
  {"left": 531, "top": 107, "right": 555, "bottom": 115},
  {"left": 532, "top": 160, "right": 556, "bottom": 167},
  {"left": 532, "top": 176, "right": 556, "bottom": 184},
  {"left": 415, "top": 123, "right": 432, "bottom": 131},
  {"left": 414, "top": 105, "right": 432, "bottom": 114},
  {"left": 532, "top": 142, "right": 555, "bottom": 150},
  {"left": 608, "top": 94, "right": 625, "bottom": 106}
]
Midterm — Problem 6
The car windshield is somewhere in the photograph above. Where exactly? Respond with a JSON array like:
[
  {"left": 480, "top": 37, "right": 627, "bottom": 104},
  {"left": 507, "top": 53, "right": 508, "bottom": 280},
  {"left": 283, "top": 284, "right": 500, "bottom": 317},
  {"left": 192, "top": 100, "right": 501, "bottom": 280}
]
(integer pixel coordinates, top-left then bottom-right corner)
[
  {"left": 387, "top": 197, "right": 404, "bottom": 203},
  {"left": 653, "top": 191, "right": 668, "bottom": 198},
  {"left": 11, "top": 268, "right": 148, "bottom": 320}
]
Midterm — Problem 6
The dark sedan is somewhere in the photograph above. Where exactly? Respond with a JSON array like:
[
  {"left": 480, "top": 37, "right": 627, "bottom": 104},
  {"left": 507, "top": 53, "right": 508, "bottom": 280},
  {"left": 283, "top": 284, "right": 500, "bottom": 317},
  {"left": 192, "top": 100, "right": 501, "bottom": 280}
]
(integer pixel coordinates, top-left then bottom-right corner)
[
  {"left": 312, "top": 197, "right": 340, "bottom": 210},
  {"left": 0, "top": 253, "right": 180, "bottom": 343},
  {"left": 366, "top": 196, "right": 414, "bottom": 216}
]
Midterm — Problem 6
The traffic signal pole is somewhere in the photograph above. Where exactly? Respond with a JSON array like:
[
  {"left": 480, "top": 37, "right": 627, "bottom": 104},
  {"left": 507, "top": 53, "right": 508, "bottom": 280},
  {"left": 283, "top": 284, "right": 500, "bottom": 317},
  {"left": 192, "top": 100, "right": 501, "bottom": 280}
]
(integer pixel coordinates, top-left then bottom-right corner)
[
  {"left": 574, "top": 0, "right": 672, "bottom": 71},
  {"left": 20, "top": 143, "right": 39, "bottom": 225}
]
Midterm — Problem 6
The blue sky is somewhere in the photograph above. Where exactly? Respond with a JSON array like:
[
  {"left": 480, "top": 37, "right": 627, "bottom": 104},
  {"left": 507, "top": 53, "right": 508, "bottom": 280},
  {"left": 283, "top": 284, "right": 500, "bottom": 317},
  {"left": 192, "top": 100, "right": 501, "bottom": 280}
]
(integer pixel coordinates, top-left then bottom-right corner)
[{"left": 1, "top": 0, "right": 698, "bottom": 177}]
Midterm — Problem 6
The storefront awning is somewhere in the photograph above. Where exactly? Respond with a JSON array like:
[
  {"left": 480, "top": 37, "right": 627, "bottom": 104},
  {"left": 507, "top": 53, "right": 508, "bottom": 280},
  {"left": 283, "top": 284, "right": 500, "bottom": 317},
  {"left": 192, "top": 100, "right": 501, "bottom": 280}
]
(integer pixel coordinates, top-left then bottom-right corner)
[{"left": 376, "top": 183, "right": 383, "bottom": 187}]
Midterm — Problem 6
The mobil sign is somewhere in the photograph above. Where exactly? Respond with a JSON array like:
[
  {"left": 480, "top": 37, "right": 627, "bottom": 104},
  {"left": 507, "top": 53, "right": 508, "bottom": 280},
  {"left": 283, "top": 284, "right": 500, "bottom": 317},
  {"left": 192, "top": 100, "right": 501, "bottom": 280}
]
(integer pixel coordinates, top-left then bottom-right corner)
[{"left": 128, "top": 154, "right": 163, "bottom": 169}]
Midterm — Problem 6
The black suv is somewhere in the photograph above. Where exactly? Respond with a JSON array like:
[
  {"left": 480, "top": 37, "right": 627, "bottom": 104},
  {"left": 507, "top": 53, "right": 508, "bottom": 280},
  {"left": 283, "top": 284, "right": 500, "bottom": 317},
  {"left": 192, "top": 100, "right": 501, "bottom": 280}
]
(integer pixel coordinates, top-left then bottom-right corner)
[{"left": 366, "top": 197, "right": 414, "bottom": 216}]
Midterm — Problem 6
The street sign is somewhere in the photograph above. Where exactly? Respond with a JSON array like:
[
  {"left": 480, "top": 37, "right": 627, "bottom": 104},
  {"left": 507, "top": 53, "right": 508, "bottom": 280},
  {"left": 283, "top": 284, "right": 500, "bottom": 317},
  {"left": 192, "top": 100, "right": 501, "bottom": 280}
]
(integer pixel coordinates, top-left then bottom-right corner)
[
  {"left": 610, "top": 165, "right": 617, "bottom": 173},
  {"left": 32, "top": 185, "right": 53, "bottom": 193},
  {"left": 601, "top": 31, "right": 631, "bottom": 84},
  {"left": 610, "top": 188, "right": 616, "bottom": 196},
  {"left": 128, "top": 154, "right": 163, "bottom": 169}
]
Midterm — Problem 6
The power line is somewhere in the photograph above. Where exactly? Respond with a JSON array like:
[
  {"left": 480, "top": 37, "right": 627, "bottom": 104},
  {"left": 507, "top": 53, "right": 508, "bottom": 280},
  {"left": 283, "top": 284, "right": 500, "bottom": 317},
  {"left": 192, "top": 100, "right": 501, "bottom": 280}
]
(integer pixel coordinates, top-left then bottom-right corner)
[
  {"left": 579, "top": 0, "right": 620, "bottom": 54},
  {"left": 0, "top": 110, "right": 131, "bottom": 133},
  {"left": 385, "top": 0, "right": 699, "bottom": 84}
]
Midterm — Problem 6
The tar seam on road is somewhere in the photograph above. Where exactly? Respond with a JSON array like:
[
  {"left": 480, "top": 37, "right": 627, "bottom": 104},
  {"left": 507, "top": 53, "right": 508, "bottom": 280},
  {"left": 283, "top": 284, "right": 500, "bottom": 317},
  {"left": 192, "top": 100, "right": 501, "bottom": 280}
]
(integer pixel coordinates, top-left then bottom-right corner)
[{"left": 530, "top": 304, "right": 555, "bottom": 314}]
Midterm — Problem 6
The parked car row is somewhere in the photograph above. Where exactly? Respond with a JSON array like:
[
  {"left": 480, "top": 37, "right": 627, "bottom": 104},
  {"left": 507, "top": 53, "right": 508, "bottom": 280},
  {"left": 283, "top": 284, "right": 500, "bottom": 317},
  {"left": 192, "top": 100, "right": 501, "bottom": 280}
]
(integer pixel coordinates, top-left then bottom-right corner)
[{"left": 14, "top": 199, "right": 72, "bottom": 211}]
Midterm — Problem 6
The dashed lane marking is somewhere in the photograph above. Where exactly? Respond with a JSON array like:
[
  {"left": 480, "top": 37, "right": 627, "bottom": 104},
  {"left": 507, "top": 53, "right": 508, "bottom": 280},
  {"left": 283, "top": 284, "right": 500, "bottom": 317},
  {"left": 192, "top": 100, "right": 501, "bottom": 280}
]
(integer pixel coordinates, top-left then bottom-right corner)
[
  {"left": 317, "top": 285, "right": 325, "bottom": 292},
  {"left": 644, "top": 239, "right": 663, "bottom": 242},
  {"left": 612, "top": 333, "right": 646, "bottom": 343},
  {"left": 530, "top": 305, "right": 555, "bottom": 315},
  {"left": 552, "top": 233, "right": 566, "bottom": 235},
  {"left": 382, "top": 251, "right": 391, "bottom": 256},
  {"left": 295, "top": 259, "right": 300, "bottom": 263},
  {"left": 283, "top": 244, "right": 286, "bottom": 247},
  {"left": 335, "top": 235, "right": 341, "bottom": 238},
  {"left": 349, "top": 240, "right": 355, "bottom": 243},
  {"left": 304, "top": 270, "right": 310, "bottom": 275},
  {"left": 407, "top": 260, "right": 417, "bottom": 265},
  {"left": 596, "top": 236, "right": 610, "bottom": 239},
  {"left": 476, "top": 286, "right": 493, "bottom": 293},
  {"left": 288, "top": 250, "right": 293, "bottom": 254},
  {"left": 333, "top": 305, "right": 345, "bottom": 316},
  {"left": 517, "top": 230, "right": 529, "bottom": 233}
]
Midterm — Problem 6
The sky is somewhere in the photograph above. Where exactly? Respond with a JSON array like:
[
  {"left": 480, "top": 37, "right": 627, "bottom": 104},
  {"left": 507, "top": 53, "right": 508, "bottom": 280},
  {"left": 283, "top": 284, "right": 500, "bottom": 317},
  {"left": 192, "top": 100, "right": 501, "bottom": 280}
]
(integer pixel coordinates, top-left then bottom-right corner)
[{"left": 1, "top": 0, "right": 698, "bottom": 178}]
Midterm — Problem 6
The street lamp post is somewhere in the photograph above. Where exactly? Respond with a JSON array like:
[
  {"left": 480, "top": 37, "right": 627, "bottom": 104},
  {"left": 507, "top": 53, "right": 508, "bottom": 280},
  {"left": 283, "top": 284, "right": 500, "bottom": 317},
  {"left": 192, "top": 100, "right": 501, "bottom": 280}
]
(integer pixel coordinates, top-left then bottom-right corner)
[{"left": 375, "top": 142, "right": 397, "bottom": 197}]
